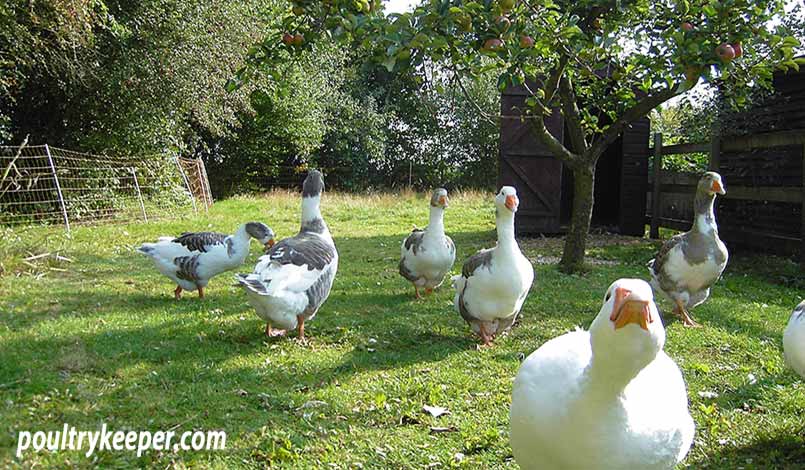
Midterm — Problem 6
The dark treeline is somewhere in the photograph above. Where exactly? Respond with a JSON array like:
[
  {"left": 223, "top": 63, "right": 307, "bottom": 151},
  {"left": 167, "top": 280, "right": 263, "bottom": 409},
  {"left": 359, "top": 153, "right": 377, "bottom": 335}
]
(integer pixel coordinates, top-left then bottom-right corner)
[{"left": 1, "top": 0, "right": 499, "bottom": 198}]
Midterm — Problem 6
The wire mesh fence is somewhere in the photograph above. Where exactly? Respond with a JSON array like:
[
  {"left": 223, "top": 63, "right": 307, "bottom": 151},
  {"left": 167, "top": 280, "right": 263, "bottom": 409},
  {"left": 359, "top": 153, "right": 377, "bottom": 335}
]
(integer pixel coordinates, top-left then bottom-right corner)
[{"left": 0, "top": 144, "right": 212, "bottom": 231}]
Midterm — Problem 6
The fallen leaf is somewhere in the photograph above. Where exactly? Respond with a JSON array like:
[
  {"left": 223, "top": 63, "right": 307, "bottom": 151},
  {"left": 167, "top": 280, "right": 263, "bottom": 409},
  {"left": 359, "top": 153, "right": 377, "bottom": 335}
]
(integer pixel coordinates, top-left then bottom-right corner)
[{"left": 422, "top": 405, "right": 449, "bottom": 418}]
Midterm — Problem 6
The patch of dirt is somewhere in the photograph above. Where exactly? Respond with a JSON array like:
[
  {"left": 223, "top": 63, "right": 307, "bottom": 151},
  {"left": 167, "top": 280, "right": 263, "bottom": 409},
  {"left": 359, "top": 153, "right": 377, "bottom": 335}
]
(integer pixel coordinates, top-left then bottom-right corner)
[{"left": 520, "top": 233, "right": 650, "bottom": 266}]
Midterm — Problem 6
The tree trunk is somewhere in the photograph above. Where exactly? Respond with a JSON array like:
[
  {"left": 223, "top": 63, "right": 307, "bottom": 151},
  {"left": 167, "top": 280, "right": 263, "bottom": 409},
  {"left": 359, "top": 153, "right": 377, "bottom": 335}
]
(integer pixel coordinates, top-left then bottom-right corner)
[{"left": 559, "top": 162, "right": 595, "bottom": 273}]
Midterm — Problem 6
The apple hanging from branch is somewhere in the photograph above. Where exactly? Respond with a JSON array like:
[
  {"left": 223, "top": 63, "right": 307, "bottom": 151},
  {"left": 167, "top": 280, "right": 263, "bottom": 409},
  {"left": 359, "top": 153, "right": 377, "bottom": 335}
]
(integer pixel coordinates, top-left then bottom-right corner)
[
  {"left": 715, "top": 43, "right": 736, "bottom": 62},
  {"left": 483, "top": 38, "right": 504, "bottom": 51}
]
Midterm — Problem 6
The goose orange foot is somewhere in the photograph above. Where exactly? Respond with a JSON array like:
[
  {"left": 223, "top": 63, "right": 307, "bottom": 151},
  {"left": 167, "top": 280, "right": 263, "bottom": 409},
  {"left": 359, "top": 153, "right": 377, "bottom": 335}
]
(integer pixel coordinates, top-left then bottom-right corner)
[
  {"left": 265, "top": 324, "right": 287, "bottom": 337},
  {"left": 675, "top": 300, "right": 701, "bottom": 328}
]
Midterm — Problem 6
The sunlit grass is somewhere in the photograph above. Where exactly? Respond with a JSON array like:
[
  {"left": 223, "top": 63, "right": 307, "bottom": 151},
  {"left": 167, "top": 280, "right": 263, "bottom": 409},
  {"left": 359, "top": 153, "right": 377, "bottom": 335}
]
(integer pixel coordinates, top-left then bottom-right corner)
[{"left": 0, "top": 192, "right": 803, "bottom": 468}]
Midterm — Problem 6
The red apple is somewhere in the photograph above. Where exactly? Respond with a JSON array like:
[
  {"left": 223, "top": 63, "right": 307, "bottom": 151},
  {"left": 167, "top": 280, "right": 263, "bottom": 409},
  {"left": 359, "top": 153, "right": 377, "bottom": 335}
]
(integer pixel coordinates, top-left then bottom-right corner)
[
  {"left": 681, "top": 22, "right": 694, "bottom": 32},
  {"left": 282, "top": 32, "right": 294, "bottom": 45},
  {"left": 496, "top": 15, "right": 511, "bottom": 32},
  {"left": 519, "top": 35, "right": 534, "bottom": 48},
  {"left": 731, "top": 42, "right": 743, "bottom": 58},
  {"left": 715, "top": 43, "right": 736, "bottom": 62},
  {"left": 293, "top": 33, "right": 305, "bottom": 46},
  {"left": 483, "top": 38, "right": 503, "bottom": 51}
]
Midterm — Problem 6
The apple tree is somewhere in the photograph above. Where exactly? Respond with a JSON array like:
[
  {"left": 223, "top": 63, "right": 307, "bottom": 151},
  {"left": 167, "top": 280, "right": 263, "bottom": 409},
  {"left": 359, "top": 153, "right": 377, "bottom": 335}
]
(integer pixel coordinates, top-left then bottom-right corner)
[{"left": 233, "top": 0, "right": 803, "bottom": 273}]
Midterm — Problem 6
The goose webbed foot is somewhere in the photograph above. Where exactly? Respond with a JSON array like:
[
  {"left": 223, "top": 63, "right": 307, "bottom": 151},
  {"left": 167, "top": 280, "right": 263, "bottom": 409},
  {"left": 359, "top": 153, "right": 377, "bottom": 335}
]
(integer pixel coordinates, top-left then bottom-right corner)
[
  {"left": 675, "top": 300, "right": 701, "bottom": 328},
  {"left": 265, "top": 324, "right": 287, "bottom": 337}
]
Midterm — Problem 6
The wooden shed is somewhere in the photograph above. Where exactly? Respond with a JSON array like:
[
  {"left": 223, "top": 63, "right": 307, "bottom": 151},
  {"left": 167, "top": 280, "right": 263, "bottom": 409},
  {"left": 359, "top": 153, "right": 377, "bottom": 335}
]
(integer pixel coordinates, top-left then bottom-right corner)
[{"left": 498, "top": 83, "right": 650, "bottom": 236}]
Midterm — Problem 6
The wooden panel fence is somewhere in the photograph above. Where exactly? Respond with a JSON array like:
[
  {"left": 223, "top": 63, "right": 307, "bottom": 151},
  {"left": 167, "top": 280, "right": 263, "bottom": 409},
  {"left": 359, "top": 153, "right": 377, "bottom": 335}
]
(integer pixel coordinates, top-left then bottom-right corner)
[{"left": 647, "top": 130, "right": 805, "bottom": 264}]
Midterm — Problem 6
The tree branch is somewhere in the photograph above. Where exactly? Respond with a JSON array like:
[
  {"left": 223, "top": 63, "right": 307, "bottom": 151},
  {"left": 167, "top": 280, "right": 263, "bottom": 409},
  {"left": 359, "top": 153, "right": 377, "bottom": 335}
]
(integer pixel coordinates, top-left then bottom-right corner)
[
  {"left": 542, "top": 55, "right": 569, "bottom": 105},
  {"left": 451, "top": 71, "right": 550, "bottom": 122},
  {"left": 558, "top": 74, "right": 588, "bottom": 155},
  {"left": 529, "top": 113, "right": 582, "bottom": 167},
  {"left": 586, "top": 85, "right": 682, "bottom": 161}
]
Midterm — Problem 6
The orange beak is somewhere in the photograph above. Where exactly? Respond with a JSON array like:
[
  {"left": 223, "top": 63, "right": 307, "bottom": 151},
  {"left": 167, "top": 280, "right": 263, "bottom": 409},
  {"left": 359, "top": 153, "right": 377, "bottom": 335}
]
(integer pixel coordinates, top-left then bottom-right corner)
[
  {"left": 609, "top": 287, "right": 653, "bottom": 330},
  {"left": 265, "top": 239, "right": 275, "bottom": 250},
  {"left": 505, "top": 195, "right": 518, "bottom": 211},
  {"left": 439, "top": 195, "right": 448, "bottom": 207},
  {"left": 711, "top": 180, "right": 724, "bottom": 194}
]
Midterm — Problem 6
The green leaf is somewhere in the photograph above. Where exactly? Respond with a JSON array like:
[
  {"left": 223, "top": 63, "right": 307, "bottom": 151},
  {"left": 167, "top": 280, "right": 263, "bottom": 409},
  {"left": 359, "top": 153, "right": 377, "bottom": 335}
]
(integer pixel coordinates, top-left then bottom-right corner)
[
  {"left": 381, "top": 56, "right": 396, "bottom": 72},
  {"left": 224, "top": 79, "right": 239, "bottom": 93}
]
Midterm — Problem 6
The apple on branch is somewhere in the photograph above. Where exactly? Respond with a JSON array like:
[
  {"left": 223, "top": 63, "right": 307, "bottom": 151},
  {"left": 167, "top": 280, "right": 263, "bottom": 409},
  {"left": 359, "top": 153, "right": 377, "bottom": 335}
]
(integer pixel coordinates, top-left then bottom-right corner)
[
  {"left": 483, "top": 38, "right": 504, "bottom": 51},
  {"left": 716, "top": 43, "right": 736, "bottom": 62}
]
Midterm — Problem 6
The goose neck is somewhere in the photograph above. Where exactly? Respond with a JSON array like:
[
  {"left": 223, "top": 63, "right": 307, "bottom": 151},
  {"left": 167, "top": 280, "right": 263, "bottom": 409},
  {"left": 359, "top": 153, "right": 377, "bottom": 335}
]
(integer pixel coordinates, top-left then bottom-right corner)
[
  {"left": 426, "top": 207, "right": 445, "bottom": 236},
  {"left": 496, "top": 209, "right": 517, "bottom": 248},
  {"left": 693, "top": 192, "right": 717, "bottom": 233}
]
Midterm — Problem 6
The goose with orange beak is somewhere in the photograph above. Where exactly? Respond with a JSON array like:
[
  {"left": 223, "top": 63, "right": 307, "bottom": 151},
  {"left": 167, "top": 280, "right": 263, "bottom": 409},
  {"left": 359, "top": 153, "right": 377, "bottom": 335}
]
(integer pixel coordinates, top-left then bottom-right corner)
[
  {"left": 510, "top": 278, "right": 694, "bottom": 470},
  {"left": 452, "top": 186, "right": 534, "bottom": 346},
  {"left": 648, "top": 172, "right": 728, "bottom": 327},
  {"left": 399, "top": 188, "right": 456, "bottom": 298}
]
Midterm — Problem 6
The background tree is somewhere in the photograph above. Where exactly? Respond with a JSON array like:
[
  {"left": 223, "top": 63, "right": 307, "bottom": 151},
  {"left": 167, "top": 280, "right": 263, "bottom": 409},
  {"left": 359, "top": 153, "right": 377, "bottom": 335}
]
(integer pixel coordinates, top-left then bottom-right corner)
[
  {"left": 2, "top": 0, "right": 501, "bottom": 196},
  {"left": 237, "top": 0, "right": 803, "bottom": 273}
]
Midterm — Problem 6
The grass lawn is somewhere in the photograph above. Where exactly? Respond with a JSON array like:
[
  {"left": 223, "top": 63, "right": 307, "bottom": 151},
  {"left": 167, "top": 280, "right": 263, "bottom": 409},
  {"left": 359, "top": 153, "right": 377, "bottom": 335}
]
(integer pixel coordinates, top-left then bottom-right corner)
[{"left": 1, "top": 191, "right": 803, "bottom": 469}]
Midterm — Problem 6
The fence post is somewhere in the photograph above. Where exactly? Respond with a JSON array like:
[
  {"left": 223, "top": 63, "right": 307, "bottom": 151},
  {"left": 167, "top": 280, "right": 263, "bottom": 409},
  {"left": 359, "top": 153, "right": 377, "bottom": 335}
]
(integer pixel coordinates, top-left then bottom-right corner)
[
  {"left": 196, "top": 159, "right": 209, "bottom": 211},
  {"left": 650, "top": 133, "right": 663, "bottom": 239},
  {"left": 801, "top": 144, "right": 805, "bottom": 269},
  {"left": 203, "top": 159, "right": 213, "bottom": 208},
  {"left": 45, "top": 144, "right": 70, "bottom": 234},
  {"left": 173, "top": 155, "right": 197, "bottom": 214},
  {"left": 130, "top": 167, "right": 148, "bottom": 222},
  {"left": 709, "top": 125, "right": 721, "bottom": 171}
]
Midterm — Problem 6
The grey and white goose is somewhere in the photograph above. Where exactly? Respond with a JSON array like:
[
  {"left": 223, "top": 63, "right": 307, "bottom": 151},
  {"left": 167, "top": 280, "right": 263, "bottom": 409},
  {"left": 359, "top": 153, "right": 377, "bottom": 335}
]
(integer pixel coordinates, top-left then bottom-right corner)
[
  {"left": 452, "top": 186, "right": 534, "bottom": 346},
  {"left": 138, "top": 222, "right": 274, "bottom": 299},
  {"left": 399, "top": 188, "right": 456, "bottom": 298},
  {"left": 648, "top": 172, "right": 728, "bottom": 326},
  {"left": 237, "top": 170, "right": 338, "bottom": 340}
]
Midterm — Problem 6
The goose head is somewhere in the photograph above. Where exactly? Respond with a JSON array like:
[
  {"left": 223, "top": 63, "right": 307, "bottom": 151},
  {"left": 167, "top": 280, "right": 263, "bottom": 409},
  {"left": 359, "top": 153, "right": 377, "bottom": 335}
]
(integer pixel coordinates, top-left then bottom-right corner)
[
  {"left": 589, "top": 279, "right": 665, "bottom": 377},
  {"left": 496, "top": 186, "right": 519, "bottom": 214},
  {"left": 302, "top": 170, "right": 325, "bottom": 198},
  {"left": 245, "top": 222, "right": 275, "bottom": 250},
  {"left": 699, "top": 172, "right": 725, "bottom": 197},
  {"left": 430, "top": 188, "right": 449, "bottom": 209}
]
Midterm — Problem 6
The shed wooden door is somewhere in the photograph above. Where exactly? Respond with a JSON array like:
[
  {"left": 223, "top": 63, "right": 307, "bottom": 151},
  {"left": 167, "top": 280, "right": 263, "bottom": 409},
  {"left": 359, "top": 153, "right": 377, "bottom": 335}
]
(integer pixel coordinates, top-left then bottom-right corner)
[
  {"left": 498, "top": 85, "right": 565, "bottom": 233},
  {"left": 619, "top": 118, "right": 650, "bottom": 236}
]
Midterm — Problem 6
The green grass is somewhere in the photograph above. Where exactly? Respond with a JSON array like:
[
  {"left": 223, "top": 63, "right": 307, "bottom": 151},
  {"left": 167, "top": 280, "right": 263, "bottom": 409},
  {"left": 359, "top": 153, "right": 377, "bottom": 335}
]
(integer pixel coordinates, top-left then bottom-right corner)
[{"left": 0, "top": 190, "right": 803, "bottom": 468}]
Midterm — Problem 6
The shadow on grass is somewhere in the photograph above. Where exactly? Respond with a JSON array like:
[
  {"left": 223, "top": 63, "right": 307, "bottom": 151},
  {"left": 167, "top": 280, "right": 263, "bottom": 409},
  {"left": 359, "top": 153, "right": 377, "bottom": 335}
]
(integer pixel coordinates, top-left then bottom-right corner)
[{"left": 700, "top": 429, "right": 805, "bottom": 469}]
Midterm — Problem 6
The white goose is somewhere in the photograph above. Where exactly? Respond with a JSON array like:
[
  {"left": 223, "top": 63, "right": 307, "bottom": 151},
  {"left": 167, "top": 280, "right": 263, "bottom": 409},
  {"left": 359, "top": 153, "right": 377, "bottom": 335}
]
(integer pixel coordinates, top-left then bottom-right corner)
[
  {"left": 452, "top": 186, "right": 533, "bottom": 346},
  {"left": 510, "top": 278, "right": 695, "bottom": 470},
  {"left": 137, "top": 222, "right": 274, "bottom": 299},
  {"left": 237, "top": 170, "right": 338, "bottom": 340},
  {"left": 399, "top": 188, "right": 455, "bottom": 298},
  {"left": 784, "top": 300, "right": 805, "bottom": 379}
]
